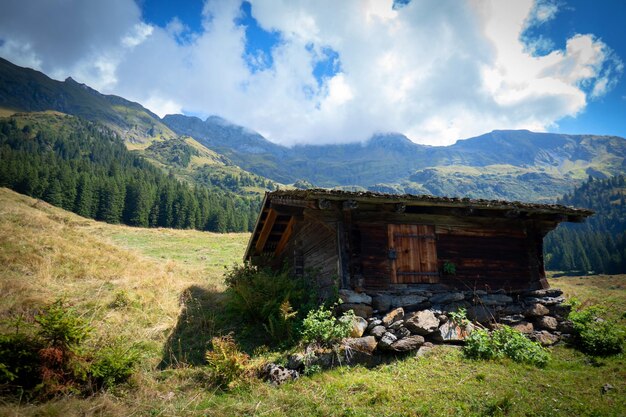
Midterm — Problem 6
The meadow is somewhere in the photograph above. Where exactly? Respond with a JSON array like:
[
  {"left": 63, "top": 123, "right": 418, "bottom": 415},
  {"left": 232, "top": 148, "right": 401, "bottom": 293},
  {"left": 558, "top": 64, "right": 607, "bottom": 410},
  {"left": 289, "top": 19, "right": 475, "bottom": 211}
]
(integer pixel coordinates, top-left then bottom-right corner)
[{"left": 0, "top": 187, "right": 624, "bottom": 416}]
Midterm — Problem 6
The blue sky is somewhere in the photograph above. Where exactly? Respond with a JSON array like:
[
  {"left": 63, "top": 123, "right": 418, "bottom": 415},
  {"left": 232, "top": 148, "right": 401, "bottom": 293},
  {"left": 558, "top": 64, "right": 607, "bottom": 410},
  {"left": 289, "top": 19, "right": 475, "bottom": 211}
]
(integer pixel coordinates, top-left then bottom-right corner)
[{"left": 0, "top": 0, "right": 624, "bottom": 145}]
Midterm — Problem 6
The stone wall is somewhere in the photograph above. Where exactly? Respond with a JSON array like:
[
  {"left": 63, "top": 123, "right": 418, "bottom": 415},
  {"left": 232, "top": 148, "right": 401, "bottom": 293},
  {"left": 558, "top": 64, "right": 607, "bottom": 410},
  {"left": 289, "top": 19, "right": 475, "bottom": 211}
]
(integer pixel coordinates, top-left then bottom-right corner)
[{"left": 337, "top": 287, "right": 573, "bottom": 350}]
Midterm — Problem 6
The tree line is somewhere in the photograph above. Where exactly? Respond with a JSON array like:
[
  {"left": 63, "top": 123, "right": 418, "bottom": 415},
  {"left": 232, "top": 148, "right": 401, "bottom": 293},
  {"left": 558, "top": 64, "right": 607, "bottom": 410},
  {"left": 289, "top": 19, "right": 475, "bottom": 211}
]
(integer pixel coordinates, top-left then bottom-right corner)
[
  {"left": 0, "top": 115, "right": 260, "bottom": 232},
  {"left": 544, "top": 174, "right": 626, "bottom": 274}
]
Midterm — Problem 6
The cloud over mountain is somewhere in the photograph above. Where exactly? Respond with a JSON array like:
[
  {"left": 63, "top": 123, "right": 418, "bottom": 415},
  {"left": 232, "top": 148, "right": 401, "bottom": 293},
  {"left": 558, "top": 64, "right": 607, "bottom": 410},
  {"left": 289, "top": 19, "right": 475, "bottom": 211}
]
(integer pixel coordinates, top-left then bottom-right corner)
[{"left": 0, "top": 0, "right": 622, "bottom": 145}]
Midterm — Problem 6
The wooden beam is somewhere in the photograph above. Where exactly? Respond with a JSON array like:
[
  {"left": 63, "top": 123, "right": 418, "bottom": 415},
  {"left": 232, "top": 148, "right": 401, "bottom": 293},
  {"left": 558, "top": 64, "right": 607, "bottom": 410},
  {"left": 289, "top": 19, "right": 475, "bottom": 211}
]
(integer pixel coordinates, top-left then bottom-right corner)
[
  {"left": 255, "top": 208, "right": 277, "bottom": 254},
  {"left": 274, "top": 216, "right": 295, "bottom": 256}
]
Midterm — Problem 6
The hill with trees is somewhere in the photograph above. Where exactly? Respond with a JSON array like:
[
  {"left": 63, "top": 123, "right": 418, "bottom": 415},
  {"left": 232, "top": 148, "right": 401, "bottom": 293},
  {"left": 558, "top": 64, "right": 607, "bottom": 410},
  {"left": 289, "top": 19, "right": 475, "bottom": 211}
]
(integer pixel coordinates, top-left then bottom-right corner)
[
  {"left": 0, "top": 112, "right": 259, "bottom": 232},
  {"left": 544, "top": 175, "right": 626, "bottom": 273}
]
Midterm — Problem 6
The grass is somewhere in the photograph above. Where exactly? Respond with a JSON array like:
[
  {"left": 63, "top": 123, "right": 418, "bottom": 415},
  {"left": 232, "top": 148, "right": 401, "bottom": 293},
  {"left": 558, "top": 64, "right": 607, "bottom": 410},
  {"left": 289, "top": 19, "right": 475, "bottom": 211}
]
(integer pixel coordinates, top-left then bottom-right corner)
[{"left": 0, "top": 187, "right": 624, "bottom": 416}]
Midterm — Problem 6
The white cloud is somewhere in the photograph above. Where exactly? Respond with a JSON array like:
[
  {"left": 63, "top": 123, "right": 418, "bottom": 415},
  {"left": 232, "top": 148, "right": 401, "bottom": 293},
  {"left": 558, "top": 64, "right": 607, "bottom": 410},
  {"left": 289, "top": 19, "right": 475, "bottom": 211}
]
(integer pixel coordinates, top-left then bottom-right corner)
[{"left": 0, "top": 0, "right": 622, "bottom": 145}]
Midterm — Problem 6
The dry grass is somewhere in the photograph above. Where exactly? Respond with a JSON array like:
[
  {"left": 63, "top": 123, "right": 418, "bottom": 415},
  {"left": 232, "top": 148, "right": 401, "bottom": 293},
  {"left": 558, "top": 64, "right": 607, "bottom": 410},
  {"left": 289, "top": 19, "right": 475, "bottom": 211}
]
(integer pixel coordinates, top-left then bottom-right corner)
[{"left": 0, "top": 187, "right": 624, "bottom": 416}]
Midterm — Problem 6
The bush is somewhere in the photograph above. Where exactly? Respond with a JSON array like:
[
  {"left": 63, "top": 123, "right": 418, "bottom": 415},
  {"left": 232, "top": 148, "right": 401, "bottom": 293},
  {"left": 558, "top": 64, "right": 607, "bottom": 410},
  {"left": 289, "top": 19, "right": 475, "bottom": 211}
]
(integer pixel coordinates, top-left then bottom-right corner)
[
  {"left": 569, "top": 304, "right": 624, "bottom": 356},
  {"left": 35, "top": 300, "right": 91, "bottom": 349},
  {"left": 0, "top": 332, "right": 44, "bottom": 390},
  {"left": 205, "top": 335, "right": 250, "bottom": 390},
  {"left": 301, "top": 305, "right": 355, "bottom": 346},
  {"left": 464, "top": 327, "right": 550, "bottom": 367},
  {"left": 89, "top": 344, "right": 140, "bottom": 389},
  {"left": 224, "top": 263, "right": 319, "bottom": 344}
]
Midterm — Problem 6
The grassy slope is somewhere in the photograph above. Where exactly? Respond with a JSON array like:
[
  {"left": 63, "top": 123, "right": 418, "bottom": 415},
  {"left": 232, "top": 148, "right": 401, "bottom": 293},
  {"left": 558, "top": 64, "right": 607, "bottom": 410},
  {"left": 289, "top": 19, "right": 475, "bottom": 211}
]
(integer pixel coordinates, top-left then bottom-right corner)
[{"left": 0, "top": 187, "right": 624, "bottom": 416}]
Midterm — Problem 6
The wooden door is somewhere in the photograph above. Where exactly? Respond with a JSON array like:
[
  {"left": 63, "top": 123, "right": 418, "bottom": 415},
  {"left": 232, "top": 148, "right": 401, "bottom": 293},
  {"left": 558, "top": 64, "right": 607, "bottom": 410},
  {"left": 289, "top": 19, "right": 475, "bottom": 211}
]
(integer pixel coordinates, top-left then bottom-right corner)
[{"left": 388, "top": 224, "right": 439, "bottom": 283}]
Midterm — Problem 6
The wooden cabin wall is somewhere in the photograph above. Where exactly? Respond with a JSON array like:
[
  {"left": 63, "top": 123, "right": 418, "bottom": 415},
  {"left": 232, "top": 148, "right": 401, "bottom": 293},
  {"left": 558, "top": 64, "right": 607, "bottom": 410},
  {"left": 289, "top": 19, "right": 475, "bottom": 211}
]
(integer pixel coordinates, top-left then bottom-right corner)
[
  {"left": 290, "top": 215, "right": 340, "bottom": 295},
  {"left": 355, "top": 222, "right": 391, "bottom": 290},
  {"left": 435, "top": 224, "right": 546, "bottom": 291}
]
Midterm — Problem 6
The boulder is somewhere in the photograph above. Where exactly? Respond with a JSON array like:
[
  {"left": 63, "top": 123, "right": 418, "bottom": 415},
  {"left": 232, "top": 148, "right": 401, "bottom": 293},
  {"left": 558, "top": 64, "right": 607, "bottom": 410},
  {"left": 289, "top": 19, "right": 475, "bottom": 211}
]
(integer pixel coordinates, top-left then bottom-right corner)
[
  {"left": 366, "top": 319, "right": 383, "bottom": 332},
  {"left": 430, "top": 292, "right": 465, "bottom": 305},
  {"left": 466, "top": 305, "right": 495, "bottom": 323},
  {"left": 511, "top": 321, "right": 534, "bottom": 334},
  {"left": 478, "top": 294, "right": 513, "bottom": 306},
  {"left": 382, "top": 307, "right": 404, "bottom": 326},
  {"left": 286, "top": 353, "right": 305, "bottom": 370},
  {"left": 391, "top": 294, "right": 428, "bottom": 309},
  {"left": 535, "top": 316, "right": 558, "bottom": 331},
  {"left": 369, "top": 325, "right": 387, "bottom": 339},
  {"left": 339, "top": 289, "right": 372, "bottom": 305},
  {"left": 390, "top": 335, "right": 425, "bottom": 352},
  {"left": 524, "top": 303, "right": 549, "bottom": 318},
  {"left": 350, "top": 316, "right": 369, "bottom": 338},
  {"left": 557, "top": 320, "right": 575, "bottom": 334},
  {"left": 394, "top": 326, "right": 411, "bottom": 339},
  {"left": 337, "top": 303, "right": 373, "bottom": 319},
  {"left": 525, "top": 296, "right": 565, "bottom": 306},
  {"left": 372, "top": 294, "right": 392, "bottom": 312},
  {"left": 431, "top": 321, "right": 474, "bottom": 342},
  {"left": 378, "top": 332, "right": 398, "bottom": 350},
  {"left": 500, "top": 314, "right": 525, "bottom": 325},
  {"left": 263, "top": 363, "right": 299, "bottom": 385},
  {"left": 550, "top": 304, "right": 572, "bottom": 320},
  {"left": 501, "top": 303, "right": 524, "bottom": 315},
  {"left": 532, "top": 331, "right": 560, "bottom": 346},
  {"left": 404, "top": 310, "right": 440, "bottom": 335},
  {"left": 415, "top": 342, "right": 435, "bottom": 357},
  {"left": 525, "top": 289, "right": 563, "bottom": 298},
  {"left": 388, "top": 320, "right": 405, "bottom": 331},
  {"left": 344, "top": 336, "right": 377, "bottom": 355}
]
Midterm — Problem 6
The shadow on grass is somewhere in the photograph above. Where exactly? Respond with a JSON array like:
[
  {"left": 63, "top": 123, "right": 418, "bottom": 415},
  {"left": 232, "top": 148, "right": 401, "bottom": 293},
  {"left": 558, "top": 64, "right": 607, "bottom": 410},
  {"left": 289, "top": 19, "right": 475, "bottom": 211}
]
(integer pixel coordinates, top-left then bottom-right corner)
[{"left": 159, "top": 285, "right": 268, "bottom": 369}]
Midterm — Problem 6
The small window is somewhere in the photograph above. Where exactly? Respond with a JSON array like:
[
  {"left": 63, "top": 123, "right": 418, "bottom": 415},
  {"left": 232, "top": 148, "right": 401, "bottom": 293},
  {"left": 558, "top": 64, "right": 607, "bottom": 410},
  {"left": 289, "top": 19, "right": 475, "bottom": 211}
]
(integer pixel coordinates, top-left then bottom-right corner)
[{"left": 388, "top": 224, "right": 438, "bottom": 283}]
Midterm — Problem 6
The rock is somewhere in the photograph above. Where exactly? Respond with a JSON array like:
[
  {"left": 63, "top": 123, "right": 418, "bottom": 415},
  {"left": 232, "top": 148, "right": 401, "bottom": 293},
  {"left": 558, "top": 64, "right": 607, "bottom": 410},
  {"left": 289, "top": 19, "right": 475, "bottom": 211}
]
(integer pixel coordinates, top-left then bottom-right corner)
[
  {"left": 415, "top": 342, "right": 435, "bottom": 357},
  {"left": 390, "top": 335, "right": 425, "bottom": 352},
  {"left": 438, "top": 314, "right": 448, "bottom": 324},
  {"left": 557, "top": 320, "right": 575, "bottom": 334},
  {"left": 500, "top": 314, "right": 525, "bottom": 325},
  {"left": 535, "top": 316, "right": 558, "bottom": 331},
  {"left": 366, "top": 319, "right": 383, "bottom": 332},
  {"left": 370, "top": 325, "right": 387, "bottom": 339},
  {"left": 501, "top": 303, "right": 524, "bottom": 315},
  {"left": 524, "top": 303, "right": 549, "bottom": 318},
  {"left": 382, "top": 307, "right": 404, "bottom": 326},
  {"left": 532, "top": 331, "right": 560, "bottom": 346},
  {"left": 350, "top": 316, "right": 369, "bottom": 337},
  {"left": 525, "top": 296, "right": 565, "bottom": 306},
  {"left": 478, "top": 294, "right": 513, "bottom": 306},
  {"left": 339, "top": 289, "right": 372, "bottom": 305},
  {"left": 263, "top": 363, "right": 299, "bottom": 385},
  {"left": 344, "top": 349, "right": 381, "bottom": 367},
  {"left": 511, "top": 321, "right": 534, "bottom": 334},
  {"left": 405, "top": 310, "right": 440, "bottom": 335},
  {"left": 388, "top": 320, "right": 404, "bottom": 331},
  {"left": 431, "top": 321, "right": 474, "bottom": 342},
  {"left": 391, "top": 295, "right": 428, "bottom": 309},
  {"left": 430, "top": 292, "right": 465, "bottom": 304},
  {"left": 601, "top": 383, "right": 615, "bottom": 395},
  {"left": 337, "top": 303, "right": 373, "bottom": 319},
  {"left": 394, "top": 326, "right": 411, "bottom": 339},
  {"left": 344, "top": 336, "right": 377, "bottom": 355},
  {"left": 466, "top": 305, "right": 495, "bottom": 323},
  {"left": 372, "top": 294, "right": 392, "bottom": 312},
  {"left": 525, "top": 289, "right": 563, "bottom": 298},
  {"left": 378, "top": 332, "right": 398, "bottom": 350},
  {"left": 286, "top": 353, "right": 305, "bottom": 370},
  {"left": 550, "top": 304, "right": 572, "bottom": 320}
]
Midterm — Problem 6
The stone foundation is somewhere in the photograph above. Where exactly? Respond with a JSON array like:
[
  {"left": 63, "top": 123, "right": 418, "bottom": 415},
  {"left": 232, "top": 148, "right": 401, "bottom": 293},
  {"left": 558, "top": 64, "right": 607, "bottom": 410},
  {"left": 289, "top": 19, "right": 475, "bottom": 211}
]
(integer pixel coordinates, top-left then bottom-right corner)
[{"left": 338, "top": 287, "right": 572, "bottom": 350}]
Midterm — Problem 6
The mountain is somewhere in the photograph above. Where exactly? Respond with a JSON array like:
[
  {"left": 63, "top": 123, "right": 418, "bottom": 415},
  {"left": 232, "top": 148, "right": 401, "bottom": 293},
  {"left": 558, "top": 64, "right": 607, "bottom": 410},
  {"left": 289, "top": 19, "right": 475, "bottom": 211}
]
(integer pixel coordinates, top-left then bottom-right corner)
[
  {"left": 0, "top": 57, "right": 175, "bottom": 143},
  {"left": 162, "top": 114, "right": 626, "bottom": 202},
  {"left": 2, "top": 56, "right": 626, "bottom": 203}
]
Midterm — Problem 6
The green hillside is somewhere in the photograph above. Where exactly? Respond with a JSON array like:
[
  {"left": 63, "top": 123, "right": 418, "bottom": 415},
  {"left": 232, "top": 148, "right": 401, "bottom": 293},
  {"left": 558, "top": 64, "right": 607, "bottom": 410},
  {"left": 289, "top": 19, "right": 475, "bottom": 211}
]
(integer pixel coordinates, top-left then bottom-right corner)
[
  {"left": 0, "top": 112, "right": 259, "bottom": 232},
  {"left": 0, "top": 188, "right": 624, "bottom": 416},
  {"left": 545, "top": 175, "right": 626, "bottom": 273},
  {"left": 0, "top": 57, "right": 175, "bottom": 143}
]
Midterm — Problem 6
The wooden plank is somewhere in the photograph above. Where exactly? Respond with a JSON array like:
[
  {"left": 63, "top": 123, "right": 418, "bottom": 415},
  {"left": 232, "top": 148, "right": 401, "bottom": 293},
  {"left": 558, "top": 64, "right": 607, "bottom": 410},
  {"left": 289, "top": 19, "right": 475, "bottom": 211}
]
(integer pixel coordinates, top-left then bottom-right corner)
[
  {"left": 255, "top": 208, "right": 277, "bottom": 254},
  {"left": 274, "top": 216, "right": 295, "bottom": 256}
]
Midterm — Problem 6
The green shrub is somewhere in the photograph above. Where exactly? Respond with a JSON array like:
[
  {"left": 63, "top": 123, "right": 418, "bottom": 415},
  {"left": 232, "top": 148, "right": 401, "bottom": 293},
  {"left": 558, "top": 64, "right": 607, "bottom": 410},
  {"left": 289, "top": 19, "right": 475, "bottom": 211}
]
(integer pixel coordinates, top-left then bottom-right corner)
[
  {"left": 0, "top": 332, "right": 44, "bottom": 390},
  {"left": 464, "top": 326, "right": 550, "bottom": 367},
  {"left": 90, "top": 344, "right": 140, "bottom": 389},
  {"left": 569, "top": 304, "right": 624, "bottom": 356},
  {"left": 205, "top": 335, "right": 250, "bottom": 390},
  {"left": 35, "top": 300, "right": 91, "bottom": 350},
  {"left": 224, "top": 263, "right": 319, "bottom": 344},
  {"left": 301, "top": 305, "right": 355, "bottom": 346}
]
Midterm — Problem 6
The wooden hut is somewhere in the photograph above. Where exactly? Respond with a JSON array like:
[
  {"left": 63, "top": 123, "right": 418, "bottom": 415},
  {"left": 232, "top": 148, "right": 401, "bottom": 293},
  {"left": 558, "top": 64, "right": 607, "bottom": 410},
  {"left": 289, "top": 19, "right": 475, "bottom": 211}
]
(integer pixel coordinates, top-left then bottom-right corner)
[{"left": 244, "top": 189, "right": 592, "bottom": 307}]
